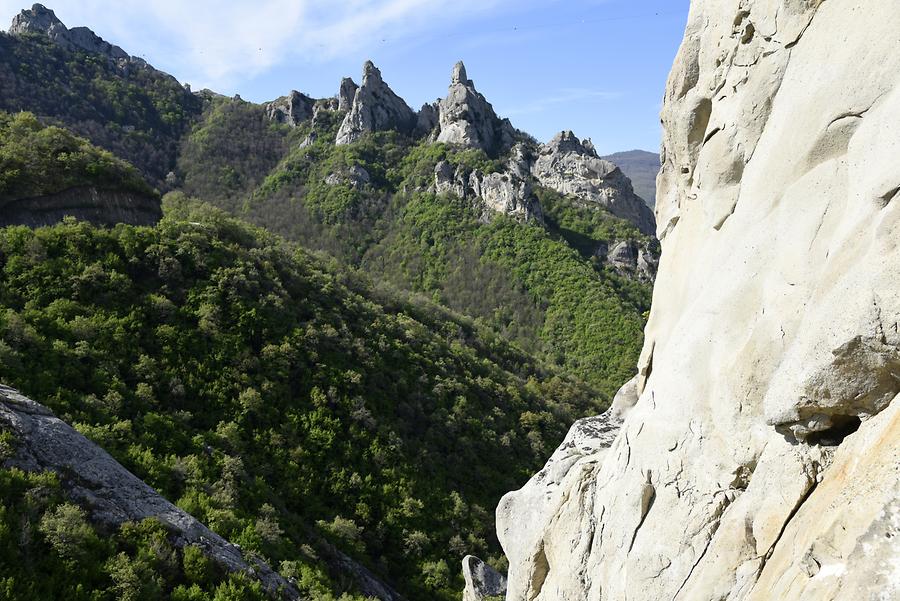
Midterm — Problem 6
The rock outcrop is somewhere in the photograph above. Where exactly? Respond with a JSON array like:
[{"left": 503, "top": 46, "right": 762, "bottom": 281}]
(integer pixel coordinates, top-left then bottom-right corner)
[
  {"left": 0, "top": 385, "right": 300, "bottom": 599},
  {"left": 602, "top": 239, "right": 659, "bottom": 283},
  {"left": 462, "top": 555, "right": 507, "bottom": 601},
  {"left": 499, "top": 1, "right": 900, "bottom": 600},
  {"left": 10, "top": 4, "right": 129, "bottom": 61},
  {"left": 532, "top": 131, "right": 657, "bottom": 235},
  {"left": 335, "top": 61, "right": 416, "bottom": 145},
  {"left": 0, "top": 187, "right": 162, "bottom": 228},
  {"left": 338, "top": 77, "right": 358, "bottom": 112},
  {"left": 266, "top": 90, "right": 315, "bottom": 126},
  {"left": 436, "top": 62, "right": 516, "bottom": 156},
  {"left": 433, "top": 160, "right": 543, "bottom": 223}
]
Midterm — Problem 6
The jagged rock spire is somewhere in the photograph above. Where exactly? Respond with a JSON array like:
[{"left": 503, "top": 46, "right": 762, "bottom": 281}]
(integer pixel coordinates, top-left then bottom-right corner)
[
  {"left": 436, "top": 60, "right": 515, "bottom": 157},
  {"left": 335, "top": 60, "right": 416, "bottom": 145},
  {"left": 338, "top": 77, "right": 358, "bottom": 112}
]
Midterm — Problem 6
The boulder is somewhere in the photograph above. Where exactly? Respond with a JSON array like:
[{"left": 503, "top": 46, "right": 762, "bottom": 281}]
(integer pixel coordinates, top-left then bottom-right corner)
[
  {"left": 532, "top": 131, "right": 657, "bottom": 235},
  {"left": 335, "top": 61, "right": 417, "bottom": 145}
]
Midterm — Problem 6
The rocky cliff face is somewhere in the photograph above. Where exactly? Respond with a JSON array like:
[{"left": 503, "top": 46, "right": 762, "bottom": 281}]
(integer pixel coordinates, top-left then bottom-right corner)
[
  {"left": 0, "top": 187, "right": 162, "bottom": 228},
  {"left": 335, "top": 61, "right": 417, "bottom": 145},
  {"left": 498, "top": 1, "right": 900, "bottom": 599},
  {"left": 532, "top": 131, "right": 657, "bottom": 235},
  {"left": 436, "top": 61, "right": 517, "bottom": 157}
]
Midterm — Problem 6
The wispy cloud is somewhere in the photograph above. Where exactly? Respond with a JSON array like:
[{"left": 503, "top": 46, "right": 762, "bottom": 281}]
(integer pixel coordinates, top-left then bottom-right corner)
[
  {"left": 505, "top": 88, "right": 621, "bottom": 116},
  {"left": 0, "top": 0, "right": 512, "bottom": 89}
]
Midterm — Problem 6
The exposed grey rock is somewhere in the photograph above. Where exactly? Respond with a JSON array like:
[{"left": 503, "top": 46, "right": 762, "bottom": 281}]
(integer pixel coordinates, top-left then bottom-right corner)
[
  {"left": 602, "top": 240, "right": 659, "bottom": 282},
  {"left": 433, "top": 161, "right": 542, "bottom": 223},
  {"left": 265, "top": 90, "right": 315, "bottom": 126},
  {"left": 0, "top": 385, "right": 299, "bottom": 599},
  {"left": 325, "top": 165, "right": 370, "bottom": 190},
  {"left": 436, "top": 61, "right": 516, "bottom": 156},
  {"left": 416, "top": 101, "right": 440, "bottom": 138},
  {"left": 338, "top": 77, "right": 358, "bottom": 112},
  {"left": 0, "top": 187, "right": 161, "bottom": 228},
  {"left": 10, "top": 4, "right": 128, "bottom": 61},
  {"left": 335, "top": 61, "right": 416, "bottom": 145},
  {"left": 532, "top": 131, "right": 657, "bottom": 235},
  {"left": 462, "top": 555, "right": 507, "bottom": 601}
]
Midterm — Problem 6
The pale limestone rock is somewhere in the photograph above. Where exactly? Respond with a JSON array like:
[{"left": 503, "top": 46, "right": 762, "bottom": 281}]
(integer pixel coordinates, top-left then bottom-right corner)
[
  {"left": 436, "top": 61, "right": 516, "bottom": 156},
  {"left": 10, "top": 4, "right": 128, "bottom": 60},
  {"left": 499, "top": 1, "right": 900, "bottom": 600},
  {"left": 462, "top": 556, "right": 507, "bottom": 601},
  {"left": 339, "top": 77, "right": 358, "bottom": 112},
  {"left": 532, "top": 131, "right": 657, "bottom": 235},
  {"left": 265, "top": 90, "right": 314, "bottom": 126},
  {"left": 335, "top": 61, "right": 416, "bottom": 145},
  {"left": 433, "top": 161, "right": 542, "bottom": 223}
]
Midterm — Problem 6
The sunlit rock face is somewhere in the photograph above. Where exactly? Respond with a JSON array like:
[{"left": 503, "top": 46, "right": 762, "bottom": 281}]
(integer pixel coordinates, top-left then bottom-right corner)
[
  {"left": 335, "top": 61, "right": 417, "bottom": 145},
  {"left": 498, "top": 1, "right": 900, "bottom": 599}
]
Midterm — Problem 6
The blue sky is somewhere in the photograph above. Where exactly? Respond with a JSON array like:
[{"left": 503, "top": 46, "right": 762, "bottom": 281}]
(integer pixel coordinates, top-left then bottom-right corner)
[{"left": 1, "top": 1, "right": 689, "bottom": 153}]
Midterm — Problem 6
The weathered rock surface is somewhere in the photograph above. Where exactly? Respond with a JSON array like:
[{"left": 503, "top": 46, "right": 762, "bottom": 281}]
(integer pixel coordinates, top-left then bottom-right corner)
[
  {"left": 324, "top": 164, "right": 370, "bottom": 190},
  {"left": 462, "top": 555, "right": 507, "bottom": 601},
  {"left": 266, "top": 90, "right": 315, "bottom": 126},
  {"left": 499, "top": 1, "right": 900, "bottom": 600},
  {"left": 0, "top": 187, "right": 162, "bottom": 228},
  {"left": 0, "top": 385, "right": 299, "bottom": 599},
  {"left": 436, "top": 61, "right": 516, "bottom": 156},
  {"left": 338, "top": 77, "right": 358, "bottom": 112},
  {"left": 10, "top": 4, "right": 128, "bottom": 61},
  {"left": 603, "top": 239, "right": 659, "bottom": 283},
  {"left": 335, "top": 61, "right": 416, "bottom": 145},
  {"left": 433, "top": 160, "right": 542, "bottom": 223},
  {"left": 532, "top": 131, "right": 657, "bottom": 235}
]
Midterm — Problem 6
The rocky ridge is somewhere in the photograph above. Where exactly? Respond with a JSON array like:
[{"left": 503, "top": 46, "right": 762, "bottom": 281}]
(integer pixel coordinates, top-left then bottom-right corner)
[{"left": 498, "top": 1, "right": 900, "bottom": 599}]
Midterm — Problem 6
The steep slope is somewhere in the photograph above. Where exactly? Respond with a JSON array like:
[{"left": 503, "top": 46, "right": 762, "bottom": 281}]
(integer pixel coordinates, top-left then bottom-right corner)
[
  {"left": 601, "top": 149, "right": 660, "bottom": 208},
  {"left": 0, "top": 4, "right": 203, "bottom": 187},
  {"left": 498, "top": 1, "right": 900, "bottom": 600},
  {"left": 0, "top": 385, "right": 302, "bottom": 600},
  {"left": 0, "top": 198, "right": 600, "bottom": 600}
]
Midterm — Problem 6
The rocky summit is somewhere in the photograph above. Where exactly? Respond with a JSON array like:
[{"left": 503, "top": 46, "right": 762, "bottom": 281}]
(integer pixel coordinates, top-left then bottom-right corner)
[
  {"left": 499, "top": 1, "right": 900, "bottom": 599},
  {"left": 436, "top": 61, "right": 517, "bottom": 157},
  {"left": 335, "top": 61, "right": 418, "bottom": 145},
  {"left": 11, "top": 3, "right": 129, "bottom": 61},
  {"left": 532, "top": 131, "right": 657, "bottom": 235}
]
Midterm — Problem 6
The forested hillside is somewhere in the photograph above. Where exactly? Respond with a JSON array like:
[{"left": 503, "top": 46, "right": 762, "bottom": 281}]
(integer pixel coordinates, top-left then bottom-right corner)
[{"left": 0, "top": 198, "right": 598, "bottom": 600}]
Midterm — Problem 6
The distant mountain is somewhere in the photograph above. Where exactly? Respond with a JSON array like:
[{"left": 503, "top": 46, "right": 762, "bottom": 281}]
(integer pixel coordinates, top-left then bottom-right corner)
[{"left": 602, "top": 149, "right": 661, "bottom": 208}]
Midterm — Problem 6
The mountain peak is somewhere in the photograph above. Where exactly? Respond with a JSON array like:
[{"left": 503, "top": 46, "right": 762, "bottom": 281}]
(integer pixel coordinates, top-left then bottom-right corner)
[
  {"left": 9, "top": 3, "right": 130, "bottom": 61},
  {"left": 9, "top": 3, "right": 64, "bottom": 36}
]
